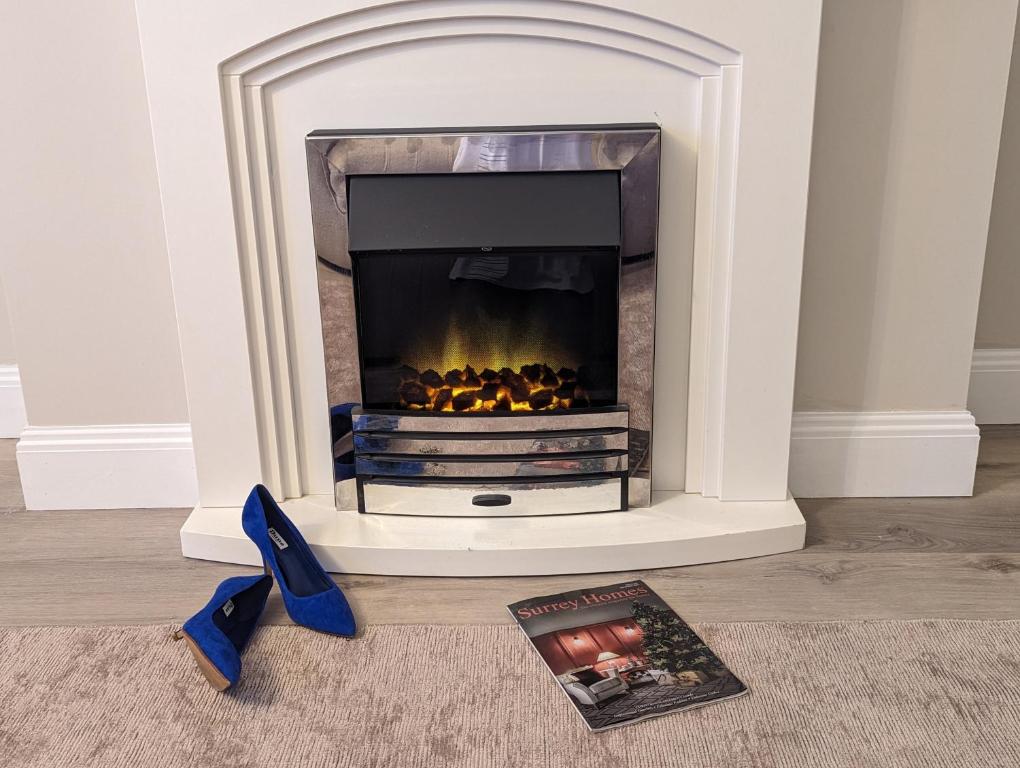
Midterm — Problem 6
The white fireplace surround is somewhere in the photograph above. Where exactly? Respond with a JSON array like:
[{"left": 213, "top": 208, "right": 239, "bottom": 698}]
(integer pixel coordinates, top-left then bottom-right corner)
[{"left": 136, "top": 0, "right": 822, "bottom": 575}]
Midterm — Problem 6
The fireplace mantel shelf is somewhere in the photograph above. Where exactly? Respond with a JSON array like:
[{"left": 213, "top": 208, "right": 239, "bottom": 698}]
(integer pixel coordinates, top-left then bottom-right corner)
[{"left": 180, "top": 492, "right": 804, "bottom": 577}]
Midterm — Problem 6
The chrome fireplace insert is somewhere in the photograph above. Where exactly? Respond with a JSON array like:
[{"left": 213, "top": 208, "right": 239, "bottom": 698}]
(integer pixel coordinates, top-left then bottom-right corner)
[{"left": 305, "top": 125, "right": 660, "bottom": 516}]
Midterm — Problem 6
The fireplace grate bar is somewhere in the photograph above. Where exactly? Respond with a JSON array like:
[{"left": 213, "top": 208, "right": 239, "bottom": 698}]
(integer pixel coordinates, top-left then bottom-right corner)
[
  {"left": 354, "top": 426, "right": 628, "bottom": 440},
  {"left": 355, "top": 453, "right": 627, "bottom": 478},
  {"left": 358, "top": 449, "right": 627, "bottom": 463},
  {"left": 354, "top": 429, "right": 629, "bottom": 458},
  {"left": 351, "top": 406, "right": 629, "bottom": 435},
  {"left": 358, "top": 471, "right": 628, "bottom": 486}
]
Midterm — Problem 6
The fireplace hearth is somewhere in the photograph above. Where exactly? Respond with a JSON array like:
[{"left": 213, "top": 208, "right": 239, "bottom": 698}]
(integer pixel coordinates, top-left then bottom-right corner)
[{"left": 306, "top": 126, "right": 660, "bottom": 515}]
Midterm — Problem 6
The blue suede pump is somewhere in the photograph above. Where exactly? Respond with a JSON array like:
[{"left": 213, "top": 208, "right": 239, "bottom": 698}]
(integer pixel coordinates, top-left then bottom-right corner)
[
  {"left": 242, "top": 484, "right": 356, "bottom": 637},
  {"left": 173, "top": 574, "right": 273, "bottom": 691}
]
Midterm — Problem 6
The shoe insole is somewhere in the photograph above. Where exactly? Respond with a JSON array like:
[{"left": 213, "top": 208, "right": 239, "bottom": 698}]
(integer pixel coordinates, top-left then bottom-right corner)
[{"left": 211, "top": 575, "right": 273, "bottom": 653}]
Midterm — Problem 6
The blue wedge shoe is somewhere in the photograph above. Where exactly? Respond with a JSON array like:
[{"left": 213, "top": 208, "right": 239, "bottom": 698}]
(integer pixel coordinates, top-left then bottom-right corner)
[
  {"left": 173, "top": 574, "right": 273, "bottom": 691},
  {"left": 242, "top": 484, "right": 356, "bottom": 637}
]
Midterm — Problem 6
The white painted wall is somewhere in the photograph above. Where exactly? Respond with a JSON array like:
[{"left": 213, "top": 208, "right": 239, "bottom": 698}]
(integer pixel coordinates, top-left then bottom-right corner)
[
  {"left": 976, "top": 9, "right": 1020, "bottom": 350},
  {"left": 969, "top": 13, "right": 1020, "bottom": 426},
  {"left": 796, "top": 0, "right": 1018, "bottom": 413},
  {"left": 0, "top": 280, "right": 16, "bottom": 364},
  {"left": 0, "top": 0, "right": 188, "bottom": 427},
  {"left": 0, "top": 277, "right": 27, "bottom": 438}
]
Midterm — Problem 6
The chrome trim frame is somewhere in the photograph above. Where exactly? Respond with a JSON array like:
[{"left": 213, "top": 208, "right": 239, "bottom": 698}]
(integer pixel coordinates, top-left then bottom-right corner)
[{"left": 306, "top": 125, "right": 660, "bottom": 510}]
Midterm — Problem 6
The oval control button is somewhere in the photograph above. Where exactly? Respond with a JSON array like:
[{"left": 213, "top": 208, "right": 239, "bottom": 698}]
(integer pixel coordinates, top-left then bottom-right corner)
[{"left": 472, "top": 493, "right": 512, "bottom": 507}]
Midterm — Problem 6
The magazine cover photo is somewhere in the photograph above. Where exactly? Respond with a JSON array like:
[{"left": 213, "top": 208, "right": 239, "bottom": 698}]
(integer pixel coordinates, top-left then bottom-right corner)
[{"left": 509, "top": 580, "right": 747, "bottom": 731}]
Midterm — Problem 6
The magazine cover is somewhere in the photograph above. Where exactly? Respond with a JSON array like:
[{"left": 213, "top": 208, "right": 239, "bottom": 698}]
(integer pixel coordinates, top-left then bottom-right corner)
[{"left": 508, "top": 580, "right": 748, "bottom": 731}]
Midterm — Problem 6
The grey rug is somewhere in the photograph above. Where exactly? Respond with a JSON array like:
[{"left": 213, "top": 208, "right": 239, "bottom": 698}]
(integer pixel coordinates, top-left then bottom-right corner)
[{"left": 1, "top": 621, "right": 1018, "bottom": 767}]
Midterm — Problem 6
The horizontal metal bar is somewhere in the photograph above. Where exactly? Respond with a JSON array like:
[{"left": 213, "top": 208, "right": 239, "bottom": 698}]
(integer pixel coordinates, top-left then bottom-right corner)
[
  {"left": 352, "top": 406, "right": 628, "bottom": 434},
  {"left": 356, "top": 453, "right": 627, "bottom": 478},
  {"left": 355, "top": 429, "right": 628, "bottom": 456},
  {"left": 355, "top": 426, "right": 628, "bottom": 440},
  {"left": 358, "top": 471, "right": 627, "bottom": 486},
  {"left": 361, "top": 448, "right": 625, "bottom": 462}
]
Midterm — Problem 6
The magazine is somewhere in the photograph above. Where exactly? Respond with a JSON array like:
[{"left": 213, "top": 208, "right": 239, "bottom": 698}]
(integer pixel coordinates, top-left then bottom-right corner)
[{"left": 508, "top": 580, "right": 748, "bottom": 731}]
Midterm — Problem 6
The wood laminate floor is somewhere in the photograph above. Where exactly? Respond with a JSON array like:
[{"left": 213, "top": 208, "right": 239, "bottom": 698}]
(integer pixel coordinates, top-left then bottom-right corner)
[{"left": 1, "top": 427, "right": 1017, "bottom": 627}]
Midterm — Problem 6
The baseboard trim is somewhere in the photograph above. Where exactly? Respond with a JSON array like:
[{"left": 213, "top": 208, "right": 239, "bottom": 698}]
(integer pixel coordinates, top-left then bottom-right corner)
[
  {"left": 16, "top": 423, "right": 198, "bottom": 510},
  {"left": 789, "top": 411, "right": 979, "bottom": 498},
  {"left": 969, "top": 348, "right": 1020, "bottom": 425},
  {"left": 0, "top": 365, "right": 27, "bottom": 438}
]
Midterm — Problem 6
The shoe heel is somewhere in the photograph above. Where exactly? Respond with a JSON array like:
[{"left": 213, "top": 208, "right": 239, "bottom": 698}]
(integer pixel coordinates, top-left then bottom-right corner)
[
  {"left": 174, "top": 628, "right": 231, "bottom": 692},
  {"left": 262, "top": 557, "right": 272, "bottom": 576},
  {"left": 175, "top": 574, "right": 273, "bottom": 692}
]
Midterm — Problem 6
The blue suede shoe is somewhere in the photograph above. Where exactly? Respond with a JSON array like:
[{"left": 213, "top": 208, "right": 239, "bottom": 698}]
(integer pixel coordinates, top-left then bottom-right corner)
[
  {"left": 242, "top": 484, "right": 356, "bottom": 637},
  {"left": 173, "top": 574, "right": 273, "bottom": 691}
]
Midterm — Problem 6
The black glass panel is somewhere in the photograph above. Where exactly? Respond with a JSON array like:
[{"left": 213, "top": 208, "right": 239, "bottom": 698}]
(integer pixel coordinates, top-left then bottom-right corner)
[
  {"left": 348, "top": 171, "right": 620, "bottom": 251},
  {"left": 352, "top": 248, "right": 619, "bottom": 412}
]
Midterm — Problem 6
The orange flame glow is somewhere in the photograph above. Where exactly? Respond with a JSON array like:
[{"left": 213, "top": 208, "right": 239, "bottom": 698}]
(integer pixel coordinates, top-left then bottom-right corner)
[{"left": 397, "top": 364, "right": 590, "bottom": 412}]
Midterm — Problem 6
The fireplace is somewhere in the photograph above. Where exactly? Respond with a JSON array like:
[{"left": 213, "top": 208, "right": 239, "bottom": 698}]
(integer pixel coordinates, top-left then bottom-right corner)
[
  {"left": 306, "top": 126, "right": 660, "bottom": 516},
  {"left": 142, "top": 0, "right": 818, "bottom": 574}
]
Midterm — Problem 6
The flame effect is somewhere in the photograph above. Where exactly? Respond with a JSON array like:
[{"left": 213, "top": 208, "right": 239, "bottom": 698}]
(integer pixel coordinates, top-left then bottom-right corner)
[
  {"left": 401, "top": 307, "right": 578, "bottom": 383},
  {"left": 397, "top": 364, "right": 590, "bottom": 412}
]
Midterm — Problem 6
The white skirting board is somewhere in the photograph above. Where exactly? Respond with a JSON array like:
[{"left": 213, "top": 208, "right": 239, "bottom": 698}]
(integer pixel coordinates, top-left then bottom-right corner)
[
  {"left": 789, "top": 411, "right": 980, "bottom": 498},
  {"left": 16, "top": 424, "right": 199, "bottom": 510},
  {"left": 180, "top": 491, "right": 806, "bottom": 577},
  {"left": 969, "top": 348, "right": 1020, "bottom": 425},
  {"left": 0, "top": 365, "right": 27, "bottom": 438}
]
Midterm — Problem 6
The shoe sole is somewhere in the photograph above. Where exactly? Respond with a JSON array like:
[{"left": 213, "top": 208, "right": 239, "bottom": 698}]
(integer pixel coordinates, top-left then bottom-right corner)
[{"left": 173, "top": 629, "right": 232, "bottom": 692}]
